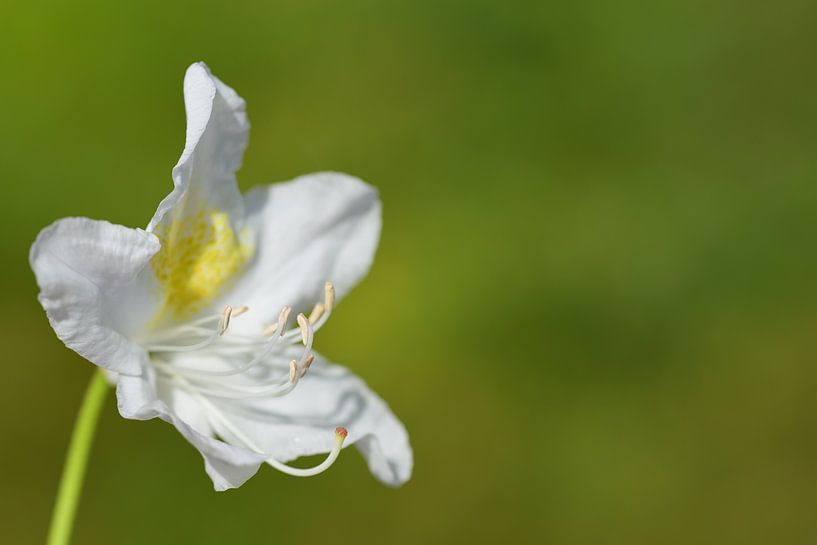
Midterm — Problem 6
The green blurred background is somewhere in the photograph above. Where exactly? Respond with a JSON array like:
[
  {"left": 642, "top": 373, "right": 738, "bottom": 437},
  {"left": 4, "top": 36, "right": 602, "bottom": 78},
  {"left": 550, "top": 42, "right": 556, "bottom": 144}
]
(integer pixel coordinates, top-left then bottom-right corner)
[{"left": 2, "top": 0, "right": 817, "bottom": 543}]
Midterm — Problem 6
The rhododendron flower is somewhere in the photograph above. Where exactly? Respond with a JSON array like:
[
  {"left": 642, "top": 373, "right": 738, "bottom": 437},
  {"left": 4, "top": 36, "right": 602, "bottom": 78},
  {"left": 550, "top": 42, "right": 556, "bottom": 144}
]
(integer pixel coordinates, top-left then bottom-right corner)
[{"left": 30, "top": 62, "right": 412, "bottom": 491}]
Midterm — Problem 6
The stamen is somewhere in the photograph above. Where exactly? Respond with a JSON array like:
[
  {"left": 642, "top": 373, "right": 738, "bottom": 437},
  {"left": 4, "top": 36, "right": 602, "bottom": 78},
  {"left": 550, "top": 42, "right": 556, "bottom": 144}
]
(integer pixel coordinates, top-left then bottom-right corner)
[
  {"left": 297, "top": 313, "right": 309, "bottom": 345},
  {"left": 149, "top": 288, "right": 333, "bottom": 423},
  {"left": 324, "top": 282, "right": 335, "bottom": 311},
  {"left": 308, "top": 303, "right": 325, "bottom": 325},
  {"left": 178, "top": 376, "right": 297, "bottom": 399},
  {"left": 163, "top": 301, "right": 319, "bottom": 380},
  {"left": 300, "top": 353, "right": 315, "bottom": 378},
  {"left": 288, "top": 360, "right": 298, "bottom": 384},
  {"left": 164, "top": 333, "right": 285, "bottom": 377},
  {"left": 298, "top": 281, "right": 334, "bottom": 334},
  {"left": 296, "top": 320, "right": 314, "bottom": 366},
  {"left": 218, "top": 305, "right": 233, "bottom": 336},
  {"left": 142, "top": 308, "right": 228, "bottom": 352},
  {"left": 277, "top": 305, "right": 292, "bottom": 336},
  {"left": 262, "top": 305, "right": 292, "bottom": 336}
]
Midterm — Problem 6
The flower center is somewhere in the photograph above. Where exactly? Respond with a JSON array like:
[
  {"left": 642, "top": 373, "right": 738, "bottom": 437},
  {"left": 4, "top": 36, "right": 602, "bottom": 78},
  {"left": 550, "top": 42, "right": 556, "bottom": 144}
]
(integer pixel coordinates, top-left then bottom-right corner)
[
  {"left": 151, "top": 207, "right": 253, "bottom": 319},
  {"left": 140, "top": 282, "right": 346, "bottom": 476}
]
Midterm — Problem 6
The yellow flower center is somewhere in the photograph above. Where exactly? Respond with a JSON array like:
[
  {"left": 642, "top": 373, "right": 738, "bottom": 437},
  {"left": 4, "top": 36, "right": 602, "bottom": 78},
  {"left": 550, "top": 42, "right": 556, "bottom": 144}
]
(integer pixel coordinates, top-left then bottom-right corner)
[{"left": 151, "top": 208, "right": 252, "bottom": 319}]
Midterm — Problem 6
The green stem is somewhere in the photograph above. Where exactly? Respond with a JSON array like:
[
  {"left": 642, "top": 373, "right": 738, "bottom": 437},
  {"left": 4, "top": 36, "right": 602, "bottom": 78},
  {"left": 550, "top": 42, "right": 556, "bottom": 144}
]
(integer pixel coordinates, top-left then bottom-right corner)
[{"left": 46, "top": 369, "right": 109, "bottom": 545}]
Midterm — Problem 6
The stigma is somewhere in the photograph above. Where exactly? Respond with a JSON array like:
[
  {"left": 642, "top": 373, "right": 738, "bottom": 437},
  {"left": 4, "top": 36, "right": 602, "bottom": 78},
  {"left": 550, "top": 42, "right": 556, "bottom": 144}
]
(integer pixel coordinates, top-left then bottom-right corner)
[{"left": 142, "top": 282, "right": 347, "bottom": 477}]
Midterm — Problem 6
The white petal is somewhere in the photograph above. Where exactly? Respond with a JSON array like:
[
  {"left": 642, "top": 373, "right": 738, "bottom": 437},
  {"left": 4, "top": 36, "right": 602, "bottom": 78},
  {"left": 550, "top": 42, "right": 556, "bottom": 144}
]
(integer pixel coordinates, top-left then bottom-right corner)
[
  {"left": 223, "top": 172, "right": 381, "bottom": 331},
  {"left": 205, "top": 352, "right": 413, "bottom": 487},
  {"left": 147, "top": 62, "right": 249, "bottom": 233},
  {"left": 30, "top": 218, "right": 160, "bottom": 375},
  {"left": 116, "top": 369, "right": 267, "bottom": 491},
  {"left": 145, "top": 63, "right": 254, "bottom": 320}
]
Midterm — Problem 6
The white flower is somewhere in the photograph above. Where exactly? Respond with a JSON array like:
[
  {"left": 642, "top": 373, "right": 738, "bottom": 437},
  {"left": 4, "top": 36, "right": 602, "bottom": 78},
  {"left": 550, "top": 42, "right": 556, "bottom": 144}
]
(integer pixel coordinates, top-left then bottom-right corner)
[{"left": 29, "top": 62, "right": 412, "bottom": 491}]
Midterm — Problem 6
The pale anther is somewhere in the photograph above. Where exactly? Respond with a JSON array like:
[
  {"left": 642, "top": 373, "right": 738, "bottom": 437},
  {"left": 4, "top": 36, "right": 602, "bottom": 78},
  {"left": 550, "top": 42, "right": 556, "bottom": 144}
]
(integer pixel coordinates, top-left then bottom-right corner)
[
  {"left": 297, "top": 313, "right": 309, "bottom": 345},
  {"left": 264, "top": 305, "right": 292, "bottom": 336},
  {"left": 288, "top": 360, "right": 298, "bottom": 383},
  {"left": 324, "top": 282, "right": 335, "bottom": 311},
  {"left": 218, "top": 305, "right": 233, "bottom": 335},
  {"left": 232, "top": 305, "right": 249, "bottom": 317},
  {"left": 308, "top": 302, "right": 325, "bottom": 325},
  {"left": 300, "top": 353, "right": 315, "bottom": 378},
  {"left": 277, "top": 305, "right": 292, "bottom": 337}
]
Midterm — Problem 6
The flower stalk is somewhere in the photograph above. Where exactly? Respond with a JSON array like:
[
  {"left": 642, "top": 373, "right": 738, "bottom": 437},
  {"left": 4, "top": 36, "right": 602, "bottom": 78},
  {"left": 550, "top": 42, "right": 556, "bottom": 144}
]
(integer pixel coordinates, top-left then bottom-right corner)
[{"left": 46, "top": 369, "right": 109, "bottom": 545}]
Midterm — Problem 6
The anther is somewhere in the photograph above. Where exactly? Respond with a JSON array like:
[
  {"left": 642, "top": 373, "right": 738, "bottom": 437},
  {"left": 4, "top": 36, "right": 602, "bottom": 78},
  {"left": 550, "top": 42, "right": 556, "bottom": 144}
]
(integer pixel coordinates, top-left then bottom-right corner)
[
  {"left": 308, "top": 302, "right": 325, "bottom": 325},
  {"left": 300, "top": 353, "right": 315, "bottom": 378},
  {"left": 297, "top": 313, "right": 309, "bottom": 345},
  {"left": 324, "top": 282, "right": 335, "bottom": 311},
  {"left": 277, "top": 305, "right": 292, "bottom": 337},
  {"left": 232, "top": 305, "right": 250, "bottom": 317},
  {"left": 288, "top": 360, "right": 298, "bottom": 384},
  {"left": 218, "top": 305, "right": 233, "bottom": 336},
  {"left": 264, "top": 305, "right": 292, "bottom": 336}
]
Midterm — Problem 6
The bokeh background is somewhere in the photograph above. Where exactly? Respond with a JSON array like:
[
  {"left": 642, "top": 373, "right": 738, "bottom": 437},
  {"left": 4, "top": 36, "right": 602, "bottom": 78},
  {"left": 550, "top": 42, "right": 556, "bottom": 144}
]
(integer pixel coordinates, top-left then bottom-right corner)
[{"left": 2, "top": 1, "right": 817, "bottom": 543}]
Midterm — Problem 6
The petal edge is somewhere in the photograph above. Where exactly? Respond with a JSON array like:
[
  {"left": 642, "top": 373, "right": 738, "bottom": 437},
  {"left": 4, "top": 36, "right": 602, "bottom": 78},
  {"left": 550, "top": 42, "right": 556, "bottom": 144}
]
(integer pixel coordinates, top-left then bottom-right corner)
[{"left": 30, "top": 217, "right": 160, "bottom": 375}]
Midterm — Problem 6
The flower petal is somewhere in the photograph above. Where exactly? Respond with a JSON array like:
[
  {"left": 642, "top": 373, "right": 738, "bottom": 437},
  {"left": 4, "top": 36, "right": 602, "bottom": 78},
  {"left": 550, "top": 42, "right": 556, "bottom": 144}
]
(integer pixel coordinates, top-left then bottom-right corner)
[
  {"left": 30, "top": 218, "right": 161, "bottom": 375},
  {"left": 116, "top": 369, "right": 268, "bottom": 491},
  {"left": 204, "top": 352, "right": 413, "bottom": 487},
  {"left": 146, "top": 63, "right": 255, "bottom": 320},
  {"left": 223, "top": 172, "right": 382, "bottom": 331},
  {"left": 147, "top": 62, "right": 248, "bottom": 233}
]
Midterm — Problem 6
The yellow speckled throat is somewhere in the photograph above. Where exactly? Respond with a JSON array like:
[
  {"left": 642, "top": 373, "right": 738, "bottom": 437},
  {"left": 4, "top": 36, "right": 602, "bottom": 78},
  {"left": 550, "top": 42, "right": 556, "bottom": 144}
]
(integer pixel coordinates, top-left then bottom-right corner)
[{"left": 151, "top": 206, "right": 253, "bottom": 319}]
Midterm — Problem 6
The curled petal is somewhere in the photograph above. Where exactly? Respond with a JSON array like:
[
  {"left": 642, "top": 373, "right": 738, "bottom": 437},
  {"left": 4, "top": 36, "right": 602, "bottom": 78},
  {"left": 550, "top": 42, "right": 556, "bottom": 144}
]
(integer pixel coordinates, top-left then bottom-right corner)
[
  {"left": 148, "top": 62, "right": 249, "bottom": 233},
  {"left": 146, "top": 62, "right": 254, "bottom": 320}
]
